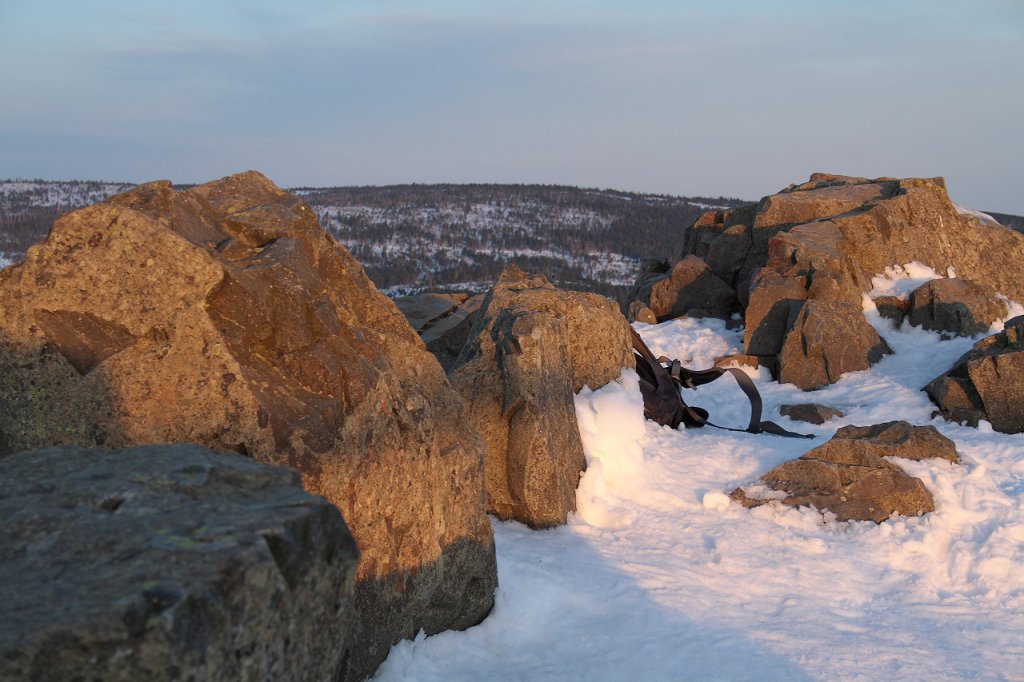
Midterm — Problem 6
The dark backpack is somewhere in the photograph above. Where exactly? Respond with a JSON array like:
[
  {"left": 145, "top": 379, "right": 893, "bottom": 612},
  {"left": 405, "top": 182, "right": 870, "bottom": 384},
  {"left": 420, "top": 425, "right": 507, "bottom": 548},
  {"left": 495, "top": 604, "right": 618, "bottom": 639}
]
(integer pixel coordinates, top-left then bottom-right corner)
[{"left": 630, "top": 328, "right": 812, "bottom": 438}]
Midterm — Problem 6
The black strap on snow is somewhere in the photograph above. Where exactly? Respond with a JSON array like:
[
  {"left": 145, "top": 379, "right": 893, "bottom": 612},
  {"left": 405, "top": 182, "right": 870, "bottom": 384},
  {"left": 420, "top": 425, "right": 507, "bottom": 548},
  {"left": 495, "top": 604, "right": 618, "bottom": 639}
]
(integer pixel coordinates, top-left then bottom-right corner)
[{"left": 630, "top": 328, "right": 813, "bottom": 439}]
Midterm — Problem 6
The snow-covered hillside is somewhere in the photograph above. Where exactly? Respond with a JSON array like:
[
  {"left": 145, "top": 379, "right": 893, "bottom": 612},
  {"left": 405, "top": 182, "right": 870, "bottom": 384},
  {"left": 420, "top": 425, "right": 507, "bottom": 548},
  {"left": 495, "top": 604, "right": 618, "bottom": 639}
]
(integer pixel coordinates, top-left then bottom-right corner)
[
  {"left": 373, "top": 275, "right": 1024, "bottom": 681},
  {"left": 0, "top": 180, "right": 134, "bottom": 267},
  {"left": 0, "top": 180, "right": 133, "bottom": 208},
  {"left": 0, "top": 180, "right": 743, "bottom": 301}
]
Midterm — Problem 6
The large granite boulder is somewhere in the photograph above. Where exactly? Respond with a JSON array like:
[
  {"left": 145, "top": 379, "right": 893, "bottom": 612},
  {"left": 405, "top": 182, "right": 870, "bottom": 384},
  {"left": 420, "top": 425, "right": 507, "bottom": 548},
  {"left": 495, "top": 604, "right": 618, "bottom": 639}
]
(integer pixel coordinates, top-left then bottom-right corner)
[
  {"left": 925, "top": 315, "right": 1024, "bottom": 433},
  {"left": 450, "top": 266, "right": 634, "bottom": 527},
  {"left": 0, "top": 172, "right": 497, "bottom": 681},
  {"left": 627, "top": 254, "right": 738, "bottom": 321},
  {"left": 681, "top": 173, "right": 1024, "bottom": 389},
  {"left": 0, "top": 444, "right": 359, "bottom": 682},
  {"left": 907, "top": 278, "right": 1009, "bottom": 337},
  {"left": 731, "top": 421, "right": 959, "bottom": 522}
]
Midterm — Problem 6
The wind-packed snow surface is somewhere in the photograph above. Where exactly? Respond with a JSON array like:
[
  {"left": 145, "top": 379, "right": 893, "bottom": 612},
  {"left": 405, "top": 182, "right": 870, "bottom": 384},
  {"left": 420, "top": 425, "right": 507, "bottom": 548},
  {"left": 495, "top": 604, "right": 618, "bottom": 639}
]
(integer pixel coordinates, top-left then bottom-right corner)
[{"left": 375, "top": 268, "right": 1024, "bottom": 681}]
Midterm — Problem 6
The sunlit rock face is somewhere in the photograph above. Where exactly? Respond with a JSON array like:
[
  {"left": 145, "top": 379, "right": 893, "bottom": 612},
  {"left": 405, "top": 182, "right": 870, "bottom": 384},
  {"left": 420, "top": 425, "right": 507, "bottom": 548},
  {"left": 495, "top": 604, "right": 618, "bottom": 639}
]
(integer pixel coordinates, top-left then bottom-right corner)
[
  {"left": 679, "top": 173, "right": 1024, "bottom": 389},
  {"left": 450, "top": 266, "right": 635, "bottom": 528},
  {"left": 732, "top": 421, "right": 960, "bottom": 522},
  {"left": 0, "top": 171, "right": 497, "bottom": 681}
]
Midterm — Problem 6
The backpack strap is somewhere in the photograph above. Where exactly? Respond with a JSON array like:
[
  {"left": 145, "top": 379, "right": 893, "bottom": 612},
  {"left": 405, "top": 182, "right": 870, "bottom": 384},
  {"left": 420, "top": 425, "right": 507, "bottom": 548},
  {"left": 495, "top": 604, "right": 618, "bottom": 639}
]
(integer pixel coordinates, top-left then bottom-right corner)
[{"left": 630, "top": 329, "right": 813, "bottom": 439}]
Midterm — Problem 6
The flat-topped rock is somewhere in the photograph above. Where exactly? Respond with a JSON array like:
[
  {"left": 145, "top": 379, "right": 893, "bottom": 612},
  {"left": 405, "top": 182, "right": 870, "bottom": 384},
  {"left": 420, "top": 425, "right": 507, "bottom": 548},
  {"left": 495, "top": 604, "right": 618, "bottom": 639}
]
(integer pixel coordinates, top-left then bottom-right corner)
[{"left": 392, "top": 292, "right": 469, "bottom": 334}]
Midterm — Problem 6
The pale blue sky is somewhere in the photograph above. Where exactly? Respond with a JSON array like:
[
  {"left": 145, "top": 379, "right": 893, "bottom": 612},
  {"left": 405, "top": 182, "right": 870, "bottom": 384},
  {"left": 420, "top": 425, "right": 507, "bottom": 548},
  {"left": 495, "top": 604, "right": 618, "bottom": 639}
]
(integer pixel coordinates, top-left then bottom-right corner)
[{"left": 1, "top": 1, "right": 1022, "bottom": 211}]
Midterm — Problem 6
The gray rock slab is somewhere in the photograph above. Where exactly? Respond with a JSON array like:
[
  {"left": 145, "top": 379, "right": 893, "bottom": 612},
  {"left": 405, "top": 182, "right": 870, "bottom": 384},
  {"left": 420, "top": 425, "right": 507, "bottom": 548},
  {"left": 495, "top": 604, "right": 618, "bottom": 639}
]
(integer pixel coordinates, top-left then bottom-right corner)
[{"left": 0, "top": 444, "right": 359, "bottom": 682}]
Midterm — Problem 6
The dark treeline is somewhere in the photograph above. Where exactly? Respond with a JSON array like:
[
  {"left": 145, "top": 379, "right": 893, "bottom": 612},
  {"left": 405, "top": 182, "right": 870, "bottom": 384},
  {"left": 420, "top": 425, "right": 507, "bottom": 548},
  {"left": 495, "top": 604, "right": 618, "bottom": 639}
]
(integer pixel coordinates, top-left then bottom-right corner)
[{"left": 987, "top": 212, "right": 1024, "bottom": 235}]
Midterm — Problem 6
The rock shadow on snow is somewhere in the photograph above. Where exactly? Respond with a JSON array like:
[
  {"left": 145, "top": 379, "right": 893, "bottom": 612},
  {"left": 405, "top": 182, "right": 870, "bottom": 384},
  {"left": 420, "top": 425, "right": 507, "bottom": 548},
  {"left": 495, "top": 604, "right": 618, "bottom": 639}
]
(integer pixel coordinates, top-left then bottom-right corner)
[{"left": 376, "top": 519, "right": 818, "bottom": 682}]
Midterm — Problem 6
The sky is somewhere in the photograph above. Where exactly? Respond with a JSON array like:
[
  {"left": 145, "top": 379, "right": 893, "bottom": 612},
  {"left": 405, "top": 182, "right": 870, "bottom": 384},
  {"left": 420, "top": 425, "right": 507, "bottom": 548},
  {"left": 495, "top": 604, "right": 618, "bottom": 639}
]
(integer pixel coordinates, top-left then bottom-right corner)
[{"left": 1, "top": 1, "right": 1022, "bottom": 212}]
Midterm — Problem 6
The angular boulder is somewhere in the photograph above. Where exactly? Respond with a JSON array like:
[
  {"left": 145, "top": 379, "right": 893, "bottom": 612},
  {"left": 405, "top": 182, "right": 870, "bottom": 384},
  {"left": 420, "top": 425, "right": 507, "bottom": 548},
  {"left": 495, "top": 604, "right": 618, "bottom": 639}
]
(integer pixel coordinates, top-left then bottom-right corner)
[
  {"left": 683, "top": 173, "right": 1024, "bottom": 387},
  {"left": 778, "top": 301, "right": 892, "bottom": 390},
  {"left": 926, "top": 315, "right": 1024, "bottom": 433},
  {"left": 0, "top": 444, "right": 358, "bottom": 682},
  {"left": 0, "top": 172, "right": 497, "bottom": 681},
  {"left": 627, "top": 254, "right": 738, "bottom": 321},
  {"left": 907, "top": 278, "right": 1009, "bottom": 337},
  {"left": 731, "top": 421, "right": 959, "bottom": 522},
  {"left": 450, "top": 266, "right": 634, "bottom": 527}
]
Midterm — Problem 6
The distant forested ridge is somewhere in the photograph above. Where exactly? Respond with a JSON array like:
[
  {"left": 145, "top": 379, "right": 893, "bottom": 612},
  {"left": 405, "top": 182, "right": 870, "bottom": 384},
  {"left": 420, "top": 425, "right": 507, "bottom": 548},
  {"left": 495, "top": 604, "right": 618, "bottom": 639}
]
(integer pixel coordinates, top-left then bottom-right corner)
[
  {"left": 293, "top": 183, "right": 747, "bottom": 300},
  {"left": 4, "top": 179, "right": 1020, "bottom": 302},
  {"left": 0, "top": 180, "right": 745, "bottom": 300}
]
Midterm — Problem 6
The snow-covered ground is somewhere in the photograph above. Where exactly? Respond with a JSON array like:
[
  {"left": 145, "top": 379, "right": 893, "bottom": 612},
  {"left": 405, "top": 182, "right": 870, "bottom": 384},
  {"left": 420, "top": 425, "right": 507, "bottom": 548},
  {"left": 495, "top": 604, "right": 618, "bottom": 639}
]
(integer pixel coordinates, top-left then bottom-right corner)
[{"left": 374, "top": 268, "right": 1024, "bottom": 682}]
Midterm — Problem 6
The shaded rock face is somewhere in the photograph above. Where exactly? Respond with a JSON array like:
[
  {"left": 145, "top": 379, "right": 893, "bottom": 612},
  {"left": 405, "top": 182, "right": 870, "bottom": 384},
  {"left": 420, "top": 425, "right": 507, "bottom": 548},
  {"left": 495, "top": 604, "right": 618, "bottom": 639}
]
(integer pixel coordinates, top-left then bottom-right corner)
[
  {"left": 392, "top": 293, "right": 469, "bottom": 335},
  {"left": 872, "top": 295, "right": 910, "bottom": 327},
  {"left": 627, "top": 255, "right": 738, "bottom": 321},
  {"left": 394, "top": 292, "right": 486, "bottom": 372},
  {"left": 0, "top": 172, "right": 497, "bottom": 681},
  {"left": 731, "top": 421, "right": 959, "bottom": 522},
  {"left": 680, "top": 173, "right": 1024, "bottom": 389},
  {"left": 907, "top": 278, "right": 1009, "bottom": 337},
  {"left": 450, "top": 266, "right": 634, "bottom": 527},
  {"left": 0, "top": 444, "right": 359, "bottom": 682},
  {"left": 926, "top": 316, "right": 1024, "bottom": 434}
]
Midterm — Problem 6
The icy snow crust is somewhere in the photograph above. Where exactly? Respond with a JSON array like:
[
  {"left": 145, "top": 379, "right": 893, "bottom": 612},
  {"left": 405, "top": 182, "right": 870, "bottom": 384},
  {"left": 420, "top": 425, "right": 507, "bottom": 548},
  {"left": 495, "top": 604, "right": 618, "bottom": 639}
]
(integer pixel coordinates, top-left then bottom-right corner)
[{"left": 375, "top": 268, "right": 1024, "bottom": 682}]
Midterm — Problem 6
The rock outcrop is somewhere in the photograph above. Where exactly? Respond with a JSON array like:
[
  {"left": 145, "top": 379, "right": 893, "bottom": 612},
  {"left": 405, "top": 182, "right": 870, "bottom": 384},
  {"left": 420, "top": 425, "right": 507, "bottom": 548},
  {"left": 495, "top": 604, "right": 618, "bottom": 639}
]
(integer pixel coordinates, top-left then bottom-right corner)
[
  {"left": 0, "top": 444, "right": 359, "bottom": 682},
  {"left": 450, "top": 266, "right": 634, "bottom": 527},
  {"left": 673, "top": 173, "right": 1024, "bottom": 389},
  {"left": 0, "top": 172, "right": 497, "bottom": 681},
  {"left": 907, "top": 278, "right": 1009, "bottom": 337},
  {"left": 925, "top": 315, "right": 1024, "bottom": 433},
  {"left": 627, "top": 255, "right": 737, "bottom": 321},
  {"left": 731, "top": 421, "right": 959, "bottom": 522}
]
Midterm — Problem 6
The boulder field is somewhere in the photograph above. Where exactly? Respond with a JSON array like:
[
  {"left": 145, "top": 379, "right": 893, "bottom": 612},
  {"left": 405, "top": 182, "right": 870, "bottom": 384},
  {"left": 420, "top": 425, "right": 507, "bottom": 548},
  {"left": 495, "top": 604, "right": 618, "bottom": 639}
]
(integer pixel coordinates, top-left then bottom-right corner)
[{"left": 630, "top": 173, "right": 1024, "bottom": 391}]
